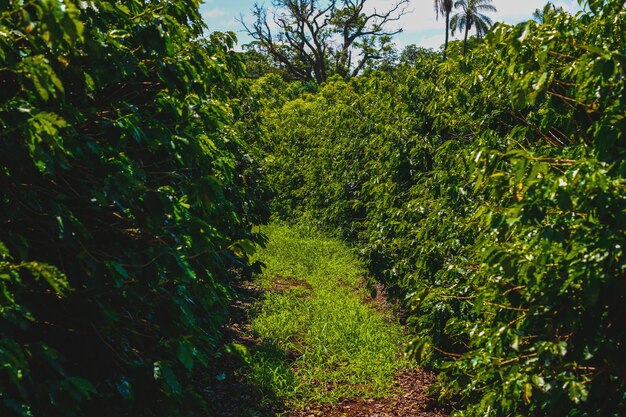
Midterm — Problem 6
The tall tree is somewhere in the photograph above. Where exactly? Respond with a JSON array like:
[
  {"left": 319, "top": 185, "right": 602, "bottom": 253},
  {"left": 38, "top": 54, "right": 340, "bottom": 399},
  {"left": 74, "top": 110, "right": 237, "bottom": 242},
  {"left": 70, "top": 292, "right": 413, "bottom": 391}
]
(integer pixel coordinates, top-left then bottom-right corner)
[
  {"left": 533, "top": 2, "right": 557, "bottom": 23},
  {"left": 241, "top": 0, "right": 409, "bottom": 83},
  {"left": 450, "top": 0, "right": 496, "bottom": 55},
  {"left": 434, "top": 0, "right": 454, "bottom": 60}
]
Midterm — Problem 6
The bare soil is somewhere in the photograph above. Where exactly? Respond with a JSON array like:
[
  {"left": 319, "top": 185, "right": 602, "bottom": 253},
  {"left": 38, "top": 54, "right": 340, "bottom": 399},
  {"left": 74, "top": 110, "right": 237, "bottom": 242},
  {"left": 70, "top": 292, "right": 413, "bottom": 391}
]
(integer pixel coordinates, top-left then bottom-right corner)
[
  {"left": 199, "top": 281, "right": 277, "bottom": 417},
  {"left": 270, "top": 275, "right": 313, "bottom": 293},
  {"left": 291, "top": 369, "right": 447, "bottom": 417}
]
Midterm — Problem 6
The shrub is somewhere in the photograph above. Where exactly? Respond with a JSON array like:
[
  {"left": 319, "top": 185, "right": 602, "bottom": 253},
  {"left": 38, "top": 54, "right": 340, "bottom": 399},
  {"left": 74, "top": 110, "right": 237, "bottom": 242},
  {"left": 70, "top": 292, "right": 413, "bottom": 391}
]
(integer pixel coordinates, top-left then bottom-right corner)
[{"left": 0, "top": 1, "right": 267, "bottom": 415}]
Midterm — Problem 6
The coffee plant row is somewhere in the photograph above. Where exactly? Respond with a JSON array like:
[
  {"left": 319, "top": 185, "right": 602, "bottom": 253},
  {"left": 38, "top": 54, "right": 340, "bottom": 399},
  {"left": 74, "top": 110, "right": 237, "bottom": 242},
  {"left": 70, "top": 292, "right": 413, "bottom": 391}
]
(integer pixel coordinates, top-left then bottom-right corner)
[
  {"left": 259, "top": 1, "right": 625, "bottom": 415},
  {"left": 0, "top": 1, "right": 268, "bottom": 416}
]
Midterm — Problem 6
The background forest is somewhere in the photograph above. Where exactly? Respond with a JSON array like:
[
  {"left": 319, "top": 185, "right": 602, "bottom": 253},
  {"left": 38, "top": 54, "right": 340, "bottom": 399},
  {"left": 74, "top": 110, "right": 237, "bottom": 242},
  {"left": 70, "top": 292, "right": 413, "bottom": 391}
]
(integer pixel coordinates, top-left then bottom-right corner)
[{"left": 0, "top": 0, "right": 624, "bottom": 416}]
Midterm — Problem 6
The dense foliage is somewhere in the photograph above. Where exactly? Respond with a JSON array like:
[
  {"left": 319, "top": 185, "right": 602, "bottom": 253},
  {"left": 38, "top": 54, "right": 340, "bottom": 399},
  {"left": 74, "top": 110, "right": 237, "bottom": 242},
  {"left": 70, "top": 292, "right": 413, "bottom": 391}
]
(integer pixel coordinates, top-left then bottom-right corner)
[
  {"left": 3, "top": 0, "right": 624, "bottom": 415},
  {"left": 0, "top": 1, "right": 267, "bottom": 416},
  {"left": 259, "top": 1, "right": 626, "bottom": 415}
]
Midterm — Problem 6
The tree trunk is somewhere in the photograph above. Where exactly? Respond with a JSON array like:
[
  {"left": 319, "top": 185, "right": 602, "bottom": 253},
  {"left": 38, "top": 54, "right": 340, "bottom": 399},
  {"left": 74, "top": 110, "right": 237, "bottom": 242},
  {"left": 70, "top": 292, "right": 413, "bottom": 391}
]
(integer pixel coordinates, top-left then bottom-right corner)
[
  {"left": 443, "top": 11, "right": 450, "bottom": 60},
  {"left": 314, "top": 57, "right": 327, "bottom": 83},
  {"left": 463, "top": 21, "right": 470, "bottom": 55}
]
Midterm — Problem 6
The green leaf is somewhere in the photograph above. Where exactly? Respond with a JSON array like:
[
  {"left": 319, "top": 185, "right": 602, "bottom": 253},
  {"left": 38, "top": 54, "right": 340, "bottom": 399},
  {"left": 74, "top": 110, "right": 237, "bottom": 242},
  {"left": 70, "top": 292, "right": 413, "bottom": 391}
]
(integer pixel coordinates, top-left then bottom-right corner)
[
  {"left": 177, "top": 340, "right": 194, "bottom": 371},
  {"left": 24, "top": 262, "right": 71, "bottom": 294},
  {"left": 160, "top": 364, "right": 182, "bottom": 396}
]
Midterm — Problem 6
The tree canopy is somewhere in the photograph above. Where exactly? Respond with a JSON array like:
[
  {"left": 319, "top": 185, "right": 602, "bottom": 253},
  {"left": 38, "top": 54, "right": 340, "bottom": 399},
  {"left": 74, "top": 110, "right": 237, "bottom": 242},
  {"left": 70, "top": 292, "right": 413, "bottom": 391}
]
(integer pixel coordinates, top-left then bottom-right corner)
[
  {"left": 242, "top": 0, "right": 409, "bottom": 82},
  {"left": 450, "top": 0, "right": 496, "bottom": 54}
]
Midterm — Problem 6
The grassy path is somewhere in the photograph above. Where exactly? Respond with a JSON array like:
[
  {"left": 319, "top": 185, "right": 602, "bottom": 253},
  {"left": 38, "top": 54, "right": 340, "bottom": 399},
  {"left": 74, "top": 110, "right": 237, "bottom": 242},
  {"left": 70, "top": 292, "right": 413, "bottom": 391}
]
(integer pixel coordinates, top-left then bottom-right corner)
[
  {"left": 247, "top": 224, "right": 409, "bottom": 408},
  {"left": 204, "top": 223, "right": 446, "bottom": 416},
  {"left": 212, "top": 223, "right": 444, "bottom": 417}
]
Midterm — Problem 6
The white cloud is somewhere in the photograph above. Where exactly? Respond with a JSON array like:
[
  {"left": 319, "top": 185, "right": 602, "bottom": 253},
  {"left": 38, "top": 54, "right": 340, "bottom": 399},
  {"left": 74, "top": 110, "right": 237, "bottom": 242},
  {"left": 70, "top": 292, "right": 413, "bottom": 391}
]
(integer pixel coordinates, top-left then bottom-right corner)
[
  {"left": 416, "top": 33, "right": 446, "bottom": 50},
  {"left": 201, "top": 7, "right": 227, "bottom": 19},
  {"left": 493, "top": 0, "right": 581, "bottom": 21}
]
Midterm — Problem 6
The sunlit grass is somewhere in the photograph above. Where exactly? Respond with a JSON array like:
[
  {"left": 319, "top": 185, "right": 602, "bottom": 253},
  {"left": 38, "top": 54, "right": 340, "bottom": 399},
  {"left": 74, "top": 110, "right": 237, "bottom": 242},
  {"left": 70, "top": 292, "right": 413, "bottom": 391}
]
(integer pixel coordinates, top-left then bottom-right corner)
[{"left": 244, "top": 222, "right": 410, "bottom": 408}]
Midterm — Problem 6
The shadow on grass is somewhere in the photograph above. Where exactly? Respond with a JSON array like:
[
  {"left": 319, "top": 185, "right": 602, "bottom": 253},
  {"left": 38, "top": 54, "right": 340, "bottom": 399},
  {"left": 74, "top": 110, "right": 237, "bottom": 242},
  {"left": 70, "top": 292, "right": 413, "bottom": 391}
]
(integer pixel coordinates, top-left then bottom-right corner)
[{"left": 197, "top": 280, "right": 298, "bottom": 417}]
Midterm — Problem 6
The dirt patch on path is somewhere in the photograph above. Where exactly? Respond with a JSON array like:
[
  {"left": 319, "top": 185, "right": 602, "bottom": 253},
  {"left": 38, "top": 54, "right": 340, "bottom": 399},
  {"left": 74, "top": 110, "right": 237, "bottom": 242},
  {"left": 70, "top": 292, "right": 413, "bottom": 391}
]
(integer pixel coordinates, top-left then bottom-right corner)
[
  {"left": 270, "top": 275, "right": 313, "bottom": 293},
  {"left": 291, "top": 369, "right": 448, "bottom": 417}
]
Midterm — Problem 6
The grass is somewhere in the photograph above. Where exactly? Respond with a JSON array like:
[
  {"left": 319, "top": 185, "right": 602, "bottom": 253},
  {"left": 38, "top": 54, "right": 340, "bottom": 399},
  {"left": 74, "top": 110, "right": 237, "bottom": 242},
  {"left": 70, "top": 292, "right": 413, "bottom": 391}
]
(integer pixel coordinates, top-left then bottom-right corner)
[{"left": 243, "top": 222, "right": 411, "bottom": 410}]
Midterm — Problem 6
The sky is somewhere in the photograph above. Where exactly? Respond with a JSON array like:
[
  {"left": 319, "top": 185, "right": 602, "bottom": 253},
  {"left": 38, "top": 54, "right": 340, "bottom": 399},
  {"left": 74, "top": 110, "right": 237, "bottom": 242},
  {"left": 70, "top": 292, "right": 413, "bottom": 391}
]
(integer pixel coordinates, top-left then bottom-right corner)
[{"left": 200, "top": 0, "right": 583, "bottom": 50}]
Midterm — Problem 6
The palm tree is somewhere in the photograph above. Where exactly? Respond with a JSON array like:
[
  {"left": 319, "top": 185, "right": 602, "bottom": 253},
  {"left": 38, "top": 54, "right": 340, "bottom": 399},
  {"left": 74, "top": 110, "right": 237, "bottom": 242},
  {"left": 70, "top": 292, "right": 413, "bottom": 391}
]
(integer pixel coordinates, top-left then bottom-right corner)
[
  {"left": 450, "top": 0, "right": 497, "bottom": 55},
  {"left": 434, "top": 0, "right": 454, "bottom": 60},
  {"left": 533, "top": 3, "right": 556, "bottom": 24}
]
